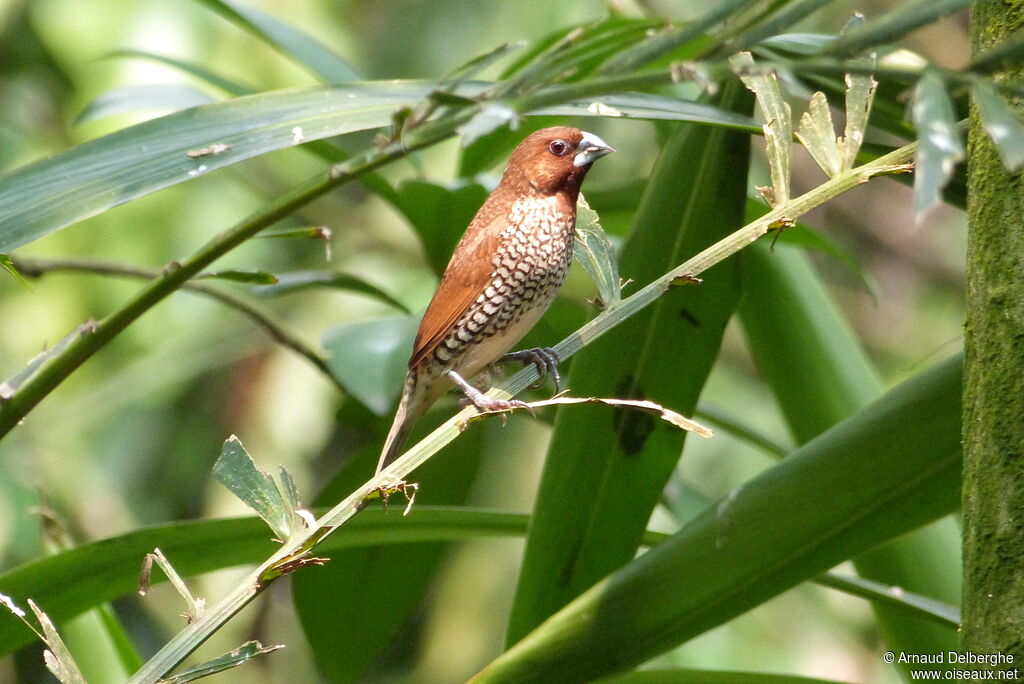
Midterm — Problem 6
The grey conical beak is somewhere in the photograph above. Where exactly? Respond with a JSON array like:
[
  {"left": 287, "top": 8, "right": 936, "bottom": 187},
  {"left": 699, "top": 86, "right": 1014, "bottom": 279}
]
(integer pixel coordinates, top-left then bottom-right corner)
[{"left": 574, "top": 131, "right": 615, "bottom": 167}]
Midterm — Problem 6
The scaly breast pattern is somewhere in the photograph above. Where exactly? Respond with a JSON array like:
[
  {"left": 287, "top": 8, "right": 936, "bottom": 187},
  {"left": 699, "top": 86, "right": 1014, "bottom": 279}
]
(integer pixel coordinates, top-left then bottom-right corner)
[{"left": 431, "top": 194, "right": 574, "bottom": 377}]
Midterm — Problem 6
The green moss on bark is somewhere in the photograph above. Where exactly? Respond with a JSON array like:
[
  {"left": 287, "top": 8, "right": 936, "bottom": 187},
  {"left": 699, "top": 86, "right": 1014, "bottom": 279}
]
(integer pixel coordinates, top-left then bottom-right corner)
[{"left": 962, "top": 0, "right": 1024, "bottom": 666}]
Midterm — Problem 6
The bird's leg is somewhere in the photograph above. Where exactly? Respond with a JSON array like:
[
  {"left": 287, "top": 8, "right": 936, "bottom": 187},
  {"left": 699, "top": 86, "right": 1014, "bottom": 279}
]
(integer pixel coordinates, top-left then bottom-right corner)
[
  {"left": 447, "top": 369, "right": 531, "bottom": 414},
  {"left": 499, "top": 347, "right": 562, "bottom": 393}
]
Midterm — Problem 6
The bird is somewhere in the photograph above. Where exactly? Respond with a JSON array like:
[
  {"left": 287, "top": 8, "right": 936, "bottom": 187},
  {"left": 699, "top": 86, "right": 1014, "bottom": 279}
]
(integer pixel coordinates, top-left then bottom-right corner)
[{"left": 376, "top": 126, "right": 614, "bottom": 473}]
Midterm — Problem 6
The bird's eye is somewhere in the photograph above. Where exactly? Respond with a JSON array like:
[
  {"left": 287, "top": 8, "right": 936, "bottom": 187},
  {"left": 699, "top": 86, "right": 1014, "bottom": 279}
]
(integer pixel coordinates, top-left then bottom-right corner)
[{"left": 548, "top": 139, "right": 569, "bottom": 156}]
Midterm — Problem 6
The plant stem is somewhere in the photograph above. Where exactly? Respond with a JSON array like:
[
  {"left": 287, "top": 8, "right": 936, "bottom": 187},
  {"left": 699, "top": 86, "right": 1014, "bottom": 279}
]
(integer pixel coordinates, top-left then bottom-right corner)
[
  {"left": 10, "top": 256, "right": 343, "bottom": 392},
  {"left": 127, "top": 139, "right": 918, "bottom": 684}
]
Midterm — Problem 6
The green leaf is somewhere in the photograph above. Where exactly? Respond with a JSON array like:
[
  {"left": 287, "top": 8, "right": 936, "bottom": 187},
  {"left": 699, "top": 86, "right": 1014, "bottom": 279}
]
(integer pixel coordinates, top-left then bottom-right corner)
[
  {"left": 442, "top": 41, "right": 525, "bottom": 87},
  {"left": 840, "top": 33, "right": 877, "bottom": 171},
  {"left": 198, "top": 269, "right": 278, "bottom": 285},
  {"left": 732, "top": 0, "right": 836, "bottom": 51},
  {"left": 212, "top": 436, "right": 302, "bottom": 541},
  {"left": 972, "top": 80, "right": 1024, "bottom": 171},
  {"left": 0, "top": 508, "right": 525, "bottom": 657},
  {"left": 322, "top": 314, "right": 419, "bottom": 415},
  {"left": 252, "top": 270, "right": 408, "bottom": 312},
  {"left": 572, "top": 194, "right": 620, "bottom": 308},
  {"left": 816, "top": 573, "right": 960, "bottom": 629},
  {"left": 911, "top": 72, "right": 964, "bottom": 219},
  {"left": 0, "top": 254, "right": 31, "bottom": 291},
  {"left": 538, "top": 92, "right": 759, "bottom": 131},
  {"left": 506, "top": 82, "right": 752, "bottom": 644},
  {"left": 598, "top": 0, "right": 755, "bottom": 74},
  {"left": 504, "top": 17, "right": 665, "bottom": 84},
  {"left": 756, "top": 33, "right": 834, "bottom": 56},
  {"left": 29, "top": 599, "right": 87, "bottom": 684},
  {"left": 458, "top": 94, "right": 759, "bottom": 177},
  {"left": 192, "top": 0, "right": 360, "bottom": 83},
  {"left": 738, "top": 242, "right": 962, "bottom": 670},
  {"left": 460, "top": 103, "right": 519, "bottom": 146},
  {"left": 104, "top": 49, "right": 256, "bottom": 96},
  {"left": 75, "top": 84, "right": 217, "bottom": 123},
  {"left": 158, "top": 641, "right": 282, "bottom": 683},
  {"left": 256, "top": 226, "right": 329, "bottom": 240},
  {"left": 826, "top": 0, "right": 972, "bottom": 57},
  {"left": 739, "top": 241, "right": 882, "bottom": 442},
  {"left": 796, "top": 91, "right": 842, "bottom": 177},
  {"left": 731, "top": 52, "right": 791, "bottom": 205},
  {"left": 476, "top": 356, "right": 963, "bottom": 682},
  {"left": 0, "top": 80, "right": 444, "bottom": 253},
  {"left": 391, "top": 179, "right": 490, "bottom": 275}
]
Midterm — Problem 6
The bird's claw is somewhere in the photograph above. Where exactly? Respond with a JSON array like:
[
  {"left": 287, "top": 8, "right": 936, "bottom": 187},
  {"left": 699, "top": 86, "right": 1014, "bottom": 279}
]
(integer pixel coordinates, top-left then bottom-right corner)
[
  {"left": 501, "top": 347, "right": 562, "bottom": 393},
  {"left": 447, "top": 369, "right": 534, "bottom": 420}
]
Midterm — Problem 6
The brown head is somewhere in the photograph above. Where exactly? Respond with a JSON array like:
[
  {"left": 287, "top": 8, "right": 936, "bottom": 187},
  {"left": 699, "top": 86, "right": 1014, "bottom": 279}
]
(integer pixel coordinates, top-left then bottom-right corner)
[{"left": 500, "top": 126, "right": 614, "bottom": 200}]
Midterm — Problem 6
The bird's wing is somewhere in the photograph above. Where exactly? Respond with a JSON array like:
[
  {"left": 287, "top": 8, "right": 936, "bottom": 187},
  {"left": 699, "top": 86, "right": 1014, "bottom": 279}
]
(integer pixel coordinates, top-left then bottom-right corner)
[{"left": 408, "top": 197, "right": 508, "bottom": 369}]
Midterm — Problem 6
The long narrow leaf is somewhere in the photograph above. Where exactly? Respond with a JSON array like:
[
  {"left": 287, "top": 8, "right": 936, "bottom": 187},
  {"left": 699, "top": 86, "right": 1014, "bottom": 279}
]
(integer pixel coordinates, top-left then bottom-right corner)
[
  {"left": 0, "top": 508, "right": 527, "bottom": 657},
  {"left": 192, "top": 0, "right": 360, "bottom": 83},
  {"left": 738, "top": 243, "right": 962, "bottom": 671},
  {"left": 826, "top": 0, "right": 972, "bottom": 57},
  {"left": 912, "top": 72, "right": 964, "bottom": 219},
  {"left": 0, "top": 83, "right": 757, "bottom": 255},
  {"left": 0, "top": 81, "right": 440, "bottom": 253},
  {"left": 476, "top": 355, "right": 963, "bottom": 681}
]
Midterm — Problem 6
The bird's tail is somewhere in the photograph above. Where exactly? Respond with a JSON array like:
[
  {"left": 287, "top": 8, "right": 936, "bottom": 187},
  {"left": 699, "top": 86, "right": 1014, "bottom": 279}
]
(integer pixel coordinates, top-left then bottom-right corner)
[{"left": 376, "top": 371, "right": 434, "bottom": 473}]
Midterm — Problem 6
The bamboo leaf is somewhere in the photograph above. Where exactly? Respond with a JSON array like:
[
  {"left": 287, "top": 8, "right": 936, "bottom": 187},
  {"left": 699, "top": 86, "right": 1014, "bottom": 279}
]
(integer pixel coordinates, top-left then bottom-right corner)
[
  {"left": 30, "top": 600, "right": 87, "bottom": 684},
  {"left": 212, "top": 436, "right": 300, "bottom": 541},
  {"left": 0, "top": 508, "right": 526, "bottom": 657},
  {"left": 252, "top": 270, "right": 407, "bottom": 312},
  {"left": 826, "top": 0, "right": 972, "bottom": 57},
  {"left": 104, "top": 49, "right": 256, "bottom": 96},
  {"left": 840, "top": 33, "right": 877, "bottom": 169},
  {"left": 796, "top": 91, "right": 842, "bottom": 177},
  {"left": 573, "top": 194, "right": 621, "bottom": 308},
  {"left": 0, "top": 81, "right": 444, "bottom": 253},
  {"left": 911, "top": 72, "right": 964, "bottom": 220},
  {"left": 198, "top": 269, "right": 278, "bottom": 285},
  {"left": 157, "top": 641, "right": 283, "bottom": 683},
  {"left": 816, "top": 573, "right": 960, "bottom": 629},
  {"left": 738, "top": 242, "right": 962, "bottom": 670},
  {"left": 75, "top": 84, "right": 216, "bottom": 123},
  {"left": 191, "top": 0, "right": 360, "bottom": 83},
  {"left": 475, "top": 356, "right": 963, "bottom": 681},
  {"left": 972, "top": 80, "right": 1024, "bottom": 171},
  {"left": 322, "top": 314, "right": 419, "bottom": 415},
  {"left": 0, "top": 254, "right": 31, "bottom": 290},
  {"left": 731, "top": 52, "right": 791, "bottom": 205}
]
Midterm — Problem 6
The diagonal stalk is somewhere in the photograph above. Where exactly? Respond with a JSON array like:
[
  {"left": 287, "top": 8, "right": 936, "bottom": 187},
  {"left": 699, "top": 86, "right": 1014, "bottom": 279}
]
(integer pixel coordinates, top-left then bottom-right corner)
[
  {"left": 126, "top": 139, "right": 917, "bottom": 684},
  {"left": 9, "top": 256, "right": 342, "bottom": 392}
]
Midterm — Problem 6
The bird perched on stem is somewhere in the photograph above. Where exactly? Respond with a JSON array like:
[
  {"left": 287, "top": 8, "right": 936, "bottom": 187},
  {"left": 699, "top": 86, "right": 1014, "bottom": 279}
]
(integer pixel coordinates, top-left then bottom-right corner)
[{"left": 376, "top": 126, "right": 614, "bottom": 473}]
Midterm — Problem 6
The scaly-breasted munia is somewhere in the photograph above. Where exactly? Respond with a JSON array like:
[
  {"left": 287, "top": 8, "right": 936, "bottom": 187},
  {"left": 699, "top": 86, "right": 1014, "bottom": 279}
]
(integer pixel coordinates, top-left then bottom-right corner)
[{"left": 376, "top": 126, "right": 614, "bottom": 472}]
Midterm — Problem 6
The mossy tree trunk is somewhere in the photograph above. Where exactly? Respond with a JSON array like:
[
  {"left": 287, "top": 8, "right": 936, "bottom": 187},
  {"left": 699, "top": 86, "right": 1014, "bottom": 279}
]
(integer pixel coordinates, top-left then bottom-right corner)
[{"left": 962, "top": 0, "right": 1024, "bottom": 670}]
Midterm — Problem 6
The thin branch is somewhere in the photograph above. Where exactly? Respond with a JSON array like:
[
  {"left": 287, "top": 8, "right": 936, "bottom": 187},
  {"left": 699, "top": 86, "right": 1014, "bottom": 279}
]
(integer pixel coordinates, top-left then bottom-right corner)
[
  {"left": 9, "top": 256, "right": 344, "bottom": 393},
  {"left": 126, "top": 139, "right": 918, "bottom": 684}
]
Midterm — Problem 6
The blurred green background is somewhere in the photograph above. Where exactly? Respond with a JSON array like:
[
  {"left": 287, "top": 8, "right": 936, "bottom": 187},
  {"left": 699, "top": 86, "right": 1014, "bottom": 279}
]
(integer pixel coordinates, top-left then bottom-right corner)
[{"left": 0, "top": 0, "right": 968, "bottom": 682}]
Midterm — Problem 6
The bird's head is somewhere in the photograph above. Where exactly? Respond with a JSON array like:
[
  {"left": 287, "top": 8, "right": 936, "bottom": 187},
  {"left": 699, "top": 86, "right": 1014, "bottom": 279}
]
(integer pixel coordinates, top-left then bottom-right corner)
[{"left": 502, "top": 126, "right": 614, "bottom": 198}]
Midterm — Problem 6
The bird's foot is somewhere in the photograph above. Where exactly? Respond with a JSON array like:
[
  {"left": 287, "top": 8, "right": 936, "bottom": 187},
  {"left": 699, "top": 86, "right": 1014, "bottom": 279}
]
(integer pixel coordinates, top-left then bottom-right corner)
[
  {"left": 500, "top": 347, "right": 562, "bottom": 392},
  {"left": 447, "top": 370, "right": 532, "bottom": 417}
]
